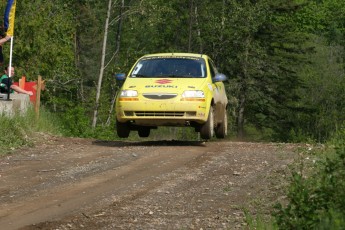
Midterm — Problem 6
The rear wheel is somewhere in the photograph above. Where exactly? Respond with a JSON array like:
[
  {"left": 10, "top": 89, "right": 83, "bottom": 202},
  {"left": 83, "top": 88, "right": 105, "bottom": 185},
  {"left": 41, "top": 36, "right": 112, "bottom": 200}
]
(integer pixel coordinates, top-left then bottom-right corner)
[
  {"left": 138, "top": 127, "right": 150, "bottom": 137},
  {"left": 215, "top": 109, "right": 227, "bottom": 138},
  {"left": 116, "top": 120, "right": 130, "bottom": 138},
  {"left": 200, "top": 107, "right": 214, "bottom": 139}
]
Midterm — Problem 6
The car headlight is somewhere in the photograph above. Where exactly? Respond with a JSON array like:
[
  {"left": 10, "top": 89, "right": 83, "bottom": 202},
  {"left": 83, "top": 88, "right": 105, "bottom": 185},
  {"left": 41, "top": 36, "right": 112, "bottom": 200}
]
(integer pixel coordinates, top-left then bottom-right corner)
[
  {"left": 181, "top": 90, "right": 205, "bottom": 101},
  {"left": 120, "top": 90, "right": 138, "bottom": 97},
  {"left": 182, "top": 90, "right": 205, "bottom": 98},
  {"left": 119, "top": 90, "right": 138, "bottom": 101}
]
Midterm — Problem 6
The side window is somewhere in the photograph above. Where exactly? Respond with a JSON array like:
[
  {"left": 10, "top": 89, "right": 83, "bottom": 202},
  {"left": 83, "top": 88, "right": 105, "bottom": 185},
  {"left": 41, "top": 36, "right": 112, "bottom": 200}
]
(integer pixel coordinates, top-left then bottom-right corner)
[{"left": 208, "top": 59, "right": 218, "bottom": 79}]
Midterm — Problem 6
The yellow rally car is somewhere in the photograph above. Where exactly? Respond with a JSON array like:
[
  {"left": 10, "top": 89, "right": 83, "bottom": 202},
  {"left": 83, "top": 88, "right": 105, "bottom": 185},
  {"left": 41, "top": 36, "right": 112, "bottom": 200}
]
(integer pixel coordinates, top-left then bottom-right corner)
[{"left": 115, "top": 53, "right": 228, "bottom": 139}]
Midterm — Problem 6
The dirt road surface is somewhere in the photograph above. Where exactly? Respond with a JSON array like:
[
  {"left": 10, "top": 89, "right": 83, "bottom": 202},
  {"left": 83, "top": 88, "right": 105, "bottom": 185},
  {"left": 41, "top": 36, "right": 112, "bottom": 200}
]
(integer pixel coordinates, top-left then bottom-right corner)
[{"left": 0, "top": 135, "right": 299, "bottom": 230}]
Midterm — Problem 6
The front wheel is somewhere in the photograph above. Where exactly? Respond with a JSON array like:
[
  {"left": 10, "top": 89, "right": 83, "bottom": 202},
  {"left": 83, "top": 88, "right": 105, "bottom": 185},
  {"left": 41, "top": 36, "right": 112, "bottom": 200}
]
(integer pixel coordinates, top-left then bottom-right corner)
[
  {"left": 116, "top": 120, "right": 130, "bottom": 138},
  {"left": 138, "top": 127, "right": 150, "bottom": 137},
  {"left": 200, "top": 107, "right": 214, "bottom": 139}
]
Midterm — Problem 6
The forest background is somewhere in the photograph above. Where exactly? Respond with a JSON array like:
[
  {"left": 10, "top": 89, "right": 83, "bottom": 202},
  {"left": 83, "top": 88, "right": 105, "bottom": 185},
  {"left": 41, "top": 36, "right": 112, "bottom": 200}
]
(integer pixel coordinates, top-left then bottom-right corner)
[{"left": 1, "top": 0, "right": 344, "bottom": 142}]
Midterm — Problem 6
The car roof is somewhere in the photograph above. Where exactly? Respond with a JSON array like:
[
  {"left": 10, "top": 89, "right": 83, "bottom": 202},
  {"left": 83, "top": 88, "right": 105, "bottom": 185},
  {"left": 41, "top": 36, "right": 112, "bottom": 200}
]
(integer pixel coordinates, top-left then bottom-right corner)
[{"left": 141, "top": 53, "right": 208, "bottom": 59}]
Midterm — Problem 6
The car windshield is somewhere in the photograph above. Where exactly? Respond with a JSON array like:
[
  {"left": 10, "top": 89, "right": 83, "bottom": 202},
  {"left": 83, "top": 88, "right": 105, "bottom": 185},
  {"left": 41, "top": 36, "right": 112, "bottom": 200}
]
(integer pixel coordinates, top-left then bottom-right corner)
[{"left": 130, "top": 57, "right": 207, "bottom": 78}]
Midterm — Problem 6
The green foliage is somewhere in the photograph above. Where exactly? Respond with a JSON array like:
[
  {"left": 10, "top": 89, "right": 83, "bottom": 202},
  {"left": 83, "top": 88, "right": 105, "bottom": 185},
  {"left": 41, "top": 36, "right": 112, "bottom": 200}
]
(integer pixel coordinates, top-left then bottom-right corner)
[
  {"left": 274, "top": 127, "right": 345, "bottom": 229},
  {"left": 1, "top": 0, "right": 80, "bottom": 114},
  {"left": 0, "top": 108, "right": 61, "bottom": 154},
  {"left": 31, "top": 108, "right": 63, "bottom": 134},
  {"left": 0, "top": 114, "right": 32, "bottom": 153},
  {"left": 0, "top": 0, "right": 343, "bottom": 141},
  {"left": 57, "top": 105, "right": 119, "bottom": 140},
  {"left": 293, "top": 36, "right": 345, "bottom": 142},
  {"left": 59, "top": 106, "right": 92, "bottom": 137},
  {"left": 245, "top": 212, "right": 278, "bottom": 230}
]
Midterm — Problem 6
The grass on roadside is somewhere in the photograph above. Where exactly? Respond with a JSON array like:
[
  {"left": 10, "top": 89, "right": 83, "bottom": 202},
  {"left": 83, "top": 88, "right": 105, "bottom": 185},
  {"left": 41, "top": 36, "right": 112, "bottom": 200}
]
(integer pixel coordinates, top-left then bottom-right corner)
[{"left": 0, "top": 107, "right": 62, "bottom": 154}]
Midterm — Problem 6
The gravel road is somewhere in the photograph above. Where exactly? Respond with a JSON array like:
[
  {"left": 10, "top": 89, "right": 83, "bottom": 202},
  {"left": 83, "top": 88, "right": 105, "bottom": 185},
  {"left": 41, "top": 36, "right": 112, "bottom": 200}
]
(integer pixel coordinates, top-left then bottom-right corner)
[{"left": 0, "top": 136, "right": 299, "bottom": 229}]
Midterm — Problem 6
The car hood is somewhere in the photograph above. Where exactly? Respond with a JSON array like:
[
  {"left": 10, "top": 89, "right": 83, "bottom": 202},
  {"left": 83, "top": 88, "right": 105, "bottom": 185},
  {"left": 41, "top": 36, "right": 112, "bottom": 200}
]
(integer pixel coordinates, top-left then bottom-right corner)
[{"left": 122, "top": 78, "right": 210, "bottom": 94}]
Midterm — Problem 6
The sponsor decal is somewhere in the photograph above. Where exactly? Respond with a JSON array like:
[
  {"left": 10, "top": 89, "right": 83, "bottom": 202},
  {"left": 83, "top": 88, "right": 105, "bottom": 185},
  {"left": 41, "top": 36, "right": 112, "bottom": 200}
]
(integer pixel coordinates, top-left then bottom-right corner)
[
  {"left": 155, "top": 79, "right": 173, "bottom": 84},
  {"left": 145, "top": 85, "right": 177, "bottom": 88},
  {"left": 145, "top": 79, "right": 177, "bottom": 88}
]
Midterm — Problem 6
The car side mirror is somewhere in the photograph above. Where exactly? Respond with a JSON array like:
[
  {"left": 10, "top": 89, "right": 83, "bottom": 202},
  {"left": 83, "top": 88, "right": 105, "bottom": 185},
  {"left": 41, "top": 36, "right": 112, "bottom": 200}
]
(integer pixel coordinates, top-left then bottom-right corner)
[
  {"left": 213, "top": 73, "right": 228, "bottom": 82},
  {"left": 115, "top": 73, "right": 126, "bottom": 81}
]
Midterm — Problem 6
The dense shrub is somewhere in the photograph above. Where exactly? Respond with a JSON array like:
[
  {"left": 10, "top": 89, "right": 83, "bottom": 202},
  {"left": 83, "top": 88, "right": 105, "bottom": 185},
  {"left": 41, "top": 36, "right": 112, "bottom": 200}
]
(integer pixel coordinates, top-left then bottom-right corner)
[
  {"left": 59, "top": 106, "right": 94, "bottom": 138},
  {"left": 274, "top": 127, "right": 345, "bottom": 229}
]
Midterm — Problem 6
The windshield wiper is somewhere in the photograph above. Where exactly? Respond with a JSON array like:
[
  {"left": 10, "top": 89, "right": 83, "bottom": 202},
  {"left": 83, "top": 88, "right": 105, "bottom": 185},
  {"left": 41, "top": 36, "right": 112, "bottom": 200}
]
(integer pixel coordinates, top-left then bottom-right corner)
[
  {"left": 132, "top": 74, "right": 152, "bottom": 78},
  {"left": 162, "top": 74, "right": 192, "bottom": 78}
]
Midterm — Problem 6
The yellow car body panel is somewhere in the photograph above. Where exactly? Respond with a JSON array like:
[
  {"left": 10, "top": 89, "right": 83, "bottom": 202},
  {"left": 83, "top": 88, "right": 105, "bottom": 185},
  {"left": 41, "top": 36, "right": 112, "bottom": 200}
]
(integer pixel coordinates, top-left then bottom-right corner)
[
  {"left": 115, "top": 53, "right": 228, "bottom": 138},
  {"left": 116, "top": 78, "right": 213, "bottom": 124}
]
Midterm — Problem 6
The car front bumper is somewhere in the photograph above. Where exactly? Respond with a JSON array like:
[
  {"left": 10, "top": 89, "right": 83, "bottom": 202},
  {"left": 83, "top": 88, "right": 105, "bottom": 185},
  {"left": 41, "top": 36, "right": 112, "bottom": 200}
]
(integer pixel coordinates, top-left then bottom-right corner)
[{"left": 116, "top": 100, "right": 209, "bottom": 126}]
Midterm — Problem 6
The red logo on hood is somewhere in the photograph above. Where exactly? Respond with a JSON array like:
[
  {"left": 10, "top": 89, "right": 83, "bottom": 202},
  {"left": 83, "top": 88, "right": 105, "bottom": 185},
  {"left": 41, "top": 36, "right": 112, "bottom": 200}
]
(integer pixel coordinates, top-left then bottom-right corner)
[{"left": 155, "top": 79, "right": 173, "bottom": 84}]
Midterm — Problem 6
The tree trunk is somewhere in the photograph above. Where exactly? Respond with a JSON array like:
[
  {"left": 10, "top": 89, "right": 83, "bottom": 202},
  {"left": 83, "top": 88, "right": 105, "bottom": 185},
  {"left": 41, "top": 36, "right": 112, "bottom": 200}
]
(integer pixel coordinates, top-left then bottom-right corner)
[
  {"left": 237, "top": 35, "right": 251, "bottom": 139},
  {"left": 74, "top": 31, "right": 85, "bottom": 103},
  {"left": 106, "top": 0, "right": 124, "bottom": 126},
  {"left": 188, "top": 0, "right": 193, "bottom": 52},
  {"left": 220, "top": 0, "right": 225, "bottom": 46},
  {"left": 237, "top": 90, "right": 246, "bottom": 139},
  {"left": 194, "top": 4, "right": 202, "bottom": 53},
  {"left": 92, "top": 0, "right": 112, "bottom": 128}
]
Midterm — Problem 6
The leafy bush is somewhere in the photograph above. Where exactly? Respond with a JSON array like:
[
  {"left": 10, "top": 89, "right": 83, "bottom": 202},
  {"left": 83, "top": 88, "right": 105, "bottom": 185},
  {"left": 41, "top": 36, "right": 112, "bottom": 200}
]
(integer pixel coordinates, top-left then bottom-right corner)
[
  {"left": 59, "top": 106, "right": 94, "bottom": 137},
  {"left": 274, "top": 127, "right": 345, "bottom": 229}
]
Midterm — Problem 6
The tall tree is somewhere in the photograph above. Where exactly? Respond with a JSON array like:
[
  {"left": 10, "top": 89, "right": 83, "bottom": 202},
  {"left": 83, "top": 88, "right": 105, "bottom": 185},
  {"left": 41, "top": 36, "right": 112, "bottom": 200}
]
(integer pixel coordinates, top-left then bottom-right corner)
[
  {"left": 290, "top": 0, "right": 345, "bottom": 141},
  {"left": 2, "top": 0, "right": 344, "bottom": 141},
  {"left": 13, "top": 0, "right": 77, "bottom": 111},
  {"left": 92, "top": 0, "right": 113, "bottom": 128},
  {"left": 106, "top": 0, "right": 125, "bottom": 126}
]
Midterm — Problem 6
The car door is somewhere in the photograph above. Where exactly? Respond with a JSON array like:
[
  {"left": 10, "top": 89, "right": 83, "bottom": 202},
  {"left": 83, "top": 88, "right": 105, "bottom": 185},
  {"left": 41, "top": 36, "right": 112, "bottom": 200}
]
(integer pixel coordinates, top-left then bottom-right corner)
[{"left": 208, "top": 58, "right": 225, "bottom": 123}]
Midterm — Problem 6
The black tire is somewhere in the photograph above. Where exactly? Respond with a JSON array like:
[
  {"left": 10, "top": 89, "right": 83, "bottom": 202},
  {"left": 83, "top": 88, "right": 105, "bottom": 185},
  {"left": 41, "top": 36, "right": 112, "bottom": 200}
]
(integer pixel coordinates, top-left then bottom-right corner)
[
  {"left": 138, "top": 127, "right": 150, "bottom": 137},
  {"left": 200, "top": 107, "right": 214, "bottom": 139},
  {"left": 215, "top": 110, "right": 228, "bottom": 138},
  {"left": 116, "top": 120, "right": 130, "bottom": 138}
]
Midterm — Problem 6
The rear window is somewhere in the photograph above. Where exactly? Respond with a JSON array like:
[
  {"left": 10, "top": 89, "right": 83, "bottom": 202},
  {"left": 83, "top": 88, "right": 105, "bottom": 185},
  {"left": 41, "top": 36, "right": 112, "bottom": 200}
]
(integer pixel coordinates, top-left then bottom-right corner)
[{"left": 130, "top": 57, "right": 206, "bottom": 78}]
